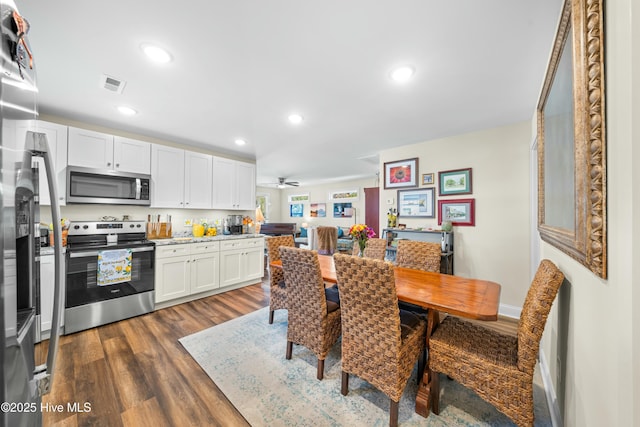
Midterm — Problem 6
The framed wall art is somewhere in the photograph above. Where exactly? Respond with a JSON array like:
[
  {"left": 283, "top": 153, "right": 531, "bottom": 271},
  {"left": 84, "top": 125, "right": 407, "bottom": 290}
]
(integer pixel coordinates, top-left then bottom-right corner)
[
  {"left": 289, "top": 203, "right": 304, "bottom": 217},
  {"left": 328, "top": 189, "right": 359, "bottom": 201},
  {"left": 422, "top": 173, "right": 434, "bottom": 186},
  {"left": 384, "top": 158, "right": 419, "bottom": 189},
  {"left": 288, "top": 193, "right": 309, "bottom": 203},
  {"left": 310, "top": 203, "right": 326, "bottom": 217},
  {"left": 438, "top": 168, "right": 472, "bottom": 196},
  {"left": 438, "top": 199, "right": 475, "bottom": 226},
  {"left": 537, "top": 0, "right": 606, "bottom": 278},
  {"left": 397, "top": 188, "right": 435, "bottom": 218},
  {"left": 333, "top": 202, "right": 353, "bottom": 218}
]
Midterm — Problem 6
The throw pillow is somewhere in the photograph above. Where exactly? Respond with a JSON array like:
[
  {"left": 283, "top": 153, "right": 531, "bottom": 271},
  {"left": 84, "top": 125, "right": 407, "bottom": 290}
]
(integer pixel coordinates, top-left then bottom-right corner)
[
  {"left": 300, "top": 227, "right": 307, "bottom": 237},
  {"left": 337, "top": 227, "right": 344, "bottom": 238}
]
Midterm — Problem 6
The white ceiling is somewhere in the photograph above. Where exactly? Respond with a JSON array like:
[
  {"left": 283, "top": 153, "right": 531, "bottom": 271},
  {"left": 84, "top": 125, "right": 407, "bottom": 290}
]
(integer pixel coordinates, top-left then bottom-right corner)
[{"left": 18, "top": 1, "right": 561, "bottom": 187}]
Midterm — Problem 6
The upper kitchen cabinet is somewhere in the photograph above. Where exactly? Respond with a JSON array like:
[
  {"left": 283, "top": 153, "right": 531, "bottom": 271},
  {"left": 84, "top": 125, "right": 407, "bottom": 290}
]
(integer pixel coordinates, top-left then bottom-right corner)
[
  {"left": 67, "top": 127, "right": 151, "bottom": 174},
  {"left": 113, "top": 136, "right": 151, "bottom": 174},
  {"left": 212, "top": 157, "right": 256, "bottom": 210},
  {"left": 151, "top": 145, "right": 212, "bottom": 209},
  {"left": 16, "top": 120, "right": 68, "bottom": 206}
]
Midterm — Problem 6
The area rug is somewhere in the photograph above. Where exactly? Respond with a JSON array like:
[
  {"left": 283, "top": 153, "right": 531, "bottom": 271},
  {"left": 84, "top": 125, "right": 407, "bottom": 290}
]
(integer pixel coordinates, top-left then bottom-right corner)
[{"left": 179, "top": 308, "right": 551, "bottom": 426}]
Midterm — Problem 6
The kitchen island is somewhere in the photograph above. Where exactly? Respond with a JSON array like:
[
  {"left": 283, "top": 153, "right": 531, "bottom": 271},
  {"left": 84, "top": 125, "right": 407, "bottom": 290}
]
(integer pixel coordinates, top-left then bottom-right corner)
[{"left": 152, "top": 234, "right": 265, "bottom": 309}]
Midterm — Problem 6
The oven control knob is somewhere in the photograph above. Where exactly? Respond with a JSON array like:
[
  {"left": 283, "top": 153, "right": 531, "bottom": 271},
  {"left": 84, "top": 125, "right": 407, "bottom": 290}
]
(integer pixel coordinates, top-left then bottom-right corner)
[
  {"left": 136, "top": 224, "right": 141, "bottom": 228},
  {"left": 130, "top": 224, "right": 135, "bottom": 228},
  {"left": 83, "top": 225, "right": 89, "bottom": 229},
  {"left": 73, "top": 225, "right": 80, "bottom": 230}
]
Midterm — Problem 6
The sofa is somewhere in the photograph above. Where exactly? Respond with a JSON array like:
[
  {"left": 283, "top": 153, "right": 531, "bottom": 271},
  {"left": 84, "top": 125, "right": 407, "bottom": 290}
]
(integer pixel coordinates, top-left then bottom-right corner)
[{"left": 295, "top": 226, "right": 354, "bottom": 253}]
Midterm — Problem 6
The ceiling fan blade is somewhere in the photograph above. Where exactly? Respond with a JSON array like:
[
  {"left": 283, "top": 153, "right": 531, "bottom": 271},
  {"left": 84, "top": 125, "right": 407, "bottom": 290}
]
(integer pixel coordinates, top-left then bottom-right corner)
[{"left": 286, "top": 181, "right": 299, "bottom": 187}]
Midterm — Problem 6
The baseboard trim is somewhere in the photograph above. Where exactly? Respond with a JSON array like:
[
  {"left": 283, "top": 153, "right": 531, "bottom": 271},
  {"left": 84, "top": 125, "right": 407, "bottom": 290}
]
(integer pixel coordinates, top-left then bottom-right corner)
[
  {"left": 498, "top": 303, "right": 521, "bottom": 319},
  {"left": 539, "top": 351, "right": 563, "bottom": 427}
]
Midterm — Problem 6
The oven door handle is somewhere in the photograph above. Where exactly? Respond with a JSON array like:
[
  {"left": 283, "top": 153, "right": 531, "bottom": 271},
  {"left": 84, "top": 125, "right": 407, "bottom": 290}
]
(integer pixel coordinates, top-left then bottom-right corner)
[
  {"left": 27, "top": 131, "right": 63, "bottom": 397},
  {"left": 68, "top": 246, "right": 155, "bottom": 258}
]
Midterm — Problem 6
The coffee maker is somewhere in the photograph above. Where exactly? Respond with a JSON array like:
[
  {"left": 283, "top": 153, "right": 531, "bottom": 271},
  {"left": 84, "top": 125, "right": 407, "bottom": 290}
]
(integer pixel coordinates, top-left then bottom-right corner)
[{"left": 228, "top": 214, "right": 243, "bottom": 234}]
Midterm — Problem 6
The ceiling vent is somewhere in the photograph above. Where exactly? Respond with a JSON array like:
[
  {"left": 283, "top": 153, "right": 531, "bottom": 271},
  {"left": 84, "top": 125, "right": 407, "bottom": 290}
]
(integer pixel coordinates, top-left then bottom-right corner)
[{"left": 100, "top": 74, "right": 126, "bottom": 94}]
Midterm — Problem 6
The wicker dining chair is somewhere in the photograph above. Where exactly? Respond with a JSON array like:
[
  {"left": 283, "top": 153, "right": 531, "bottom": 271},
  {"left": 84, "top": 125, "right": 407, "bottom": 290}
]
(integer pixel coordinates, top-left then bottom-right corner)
[
  {"left": 428, "top": 259, "right": 565, "bottom": 427},
  {"left": 265, "top": 235, "right": 295, "bottom": 324},
  {"left": 279, "top": 247, "right": 341, "bottom": 380},
  {"left": 333, "top": 253, "right": 426, "bottom": 427},
  {"left": 395, "top": 240, "right": 441, "bottom": 272},
  {"left": 351, "top": 238, "right": 387, "bottom": 260}
]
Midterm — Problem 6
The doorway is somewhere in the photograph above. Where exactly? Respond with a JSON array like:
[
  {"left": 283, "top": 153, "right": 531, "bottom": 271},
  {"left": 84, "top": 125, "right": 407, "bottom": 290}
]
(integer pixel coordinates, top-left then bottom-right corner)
[{"left": 364, "top": 187, "right": 380, "bottom": 238}]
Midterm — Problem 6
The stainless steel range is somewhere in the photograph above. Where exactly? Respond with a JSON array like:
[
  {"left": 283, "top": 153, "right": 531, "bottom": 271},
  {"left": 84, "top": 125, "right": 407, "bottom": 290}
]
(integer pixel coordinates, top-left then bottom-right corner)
[{"left": 64, "top": 220, "right": 155, "bottom": 334}]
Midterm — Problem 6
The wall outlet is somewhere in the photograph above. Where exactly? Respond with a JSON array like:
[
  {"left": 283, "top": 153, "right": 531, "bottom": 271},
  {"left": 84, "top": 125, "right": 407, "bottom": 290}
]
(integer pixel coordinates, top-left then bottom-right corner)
[{"left": 386, "top": 198, "right": 394, "bottom": 205}]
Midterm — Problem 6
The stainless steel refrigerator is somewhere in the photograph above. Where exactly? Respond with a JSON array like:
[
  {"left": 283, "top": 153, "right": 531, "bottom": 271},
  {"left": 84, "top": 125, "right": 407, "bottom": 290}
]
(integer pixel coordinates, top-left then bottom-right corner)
[{"left": 1, "top": 2, "right": 64, "bottom": 426}]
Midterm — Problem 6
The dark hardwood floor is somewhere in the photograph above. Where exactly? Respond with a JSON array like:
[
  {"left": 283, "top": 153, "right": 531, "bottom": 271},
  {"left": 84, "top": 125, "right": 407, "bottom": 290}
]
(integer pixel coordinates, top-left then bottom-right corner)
[
  {"left": 36, "top": 275, "right": 517, "bottom": 426},
  {"left": 36, "top": 280, "right": 270, "bottom": 427}
]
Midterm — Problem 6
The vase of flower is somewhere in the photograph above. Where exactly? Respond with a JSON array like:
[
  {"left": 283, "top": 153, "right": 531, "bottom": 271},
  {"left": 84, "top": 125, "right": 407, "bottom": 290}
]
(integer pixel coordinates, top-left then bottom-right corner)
[{"left": 349, "top": 224, "right": 375, "bottom": 257}]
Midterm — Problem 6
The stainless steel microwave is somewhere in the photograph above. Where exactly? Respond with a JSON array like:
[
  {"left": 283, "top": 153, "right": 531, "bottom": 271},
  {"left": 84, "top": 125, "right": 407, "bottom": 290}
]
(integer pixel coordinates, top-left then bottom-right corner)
[{"left": 66, "top": 166, "right": 151, "bottom": 205}]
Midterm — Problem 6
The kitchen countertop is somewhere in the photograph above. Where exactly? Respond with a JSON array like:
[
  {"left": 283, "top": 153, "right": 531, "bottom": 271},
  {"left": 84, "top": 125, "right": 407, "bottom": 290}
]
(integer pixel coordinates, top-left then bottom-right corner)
[{"left": 151, "top": 233, "right": 266, "bottom": 246}]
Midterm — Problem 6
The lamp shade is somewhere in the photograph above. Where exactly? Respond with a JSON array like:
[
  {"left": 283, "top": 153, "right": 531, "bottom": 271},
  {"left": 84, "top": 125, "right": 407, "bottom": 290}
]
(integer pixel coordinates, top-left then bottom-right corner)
[{"left": 255, "top": 206, "right": 265, "bottom": 223}]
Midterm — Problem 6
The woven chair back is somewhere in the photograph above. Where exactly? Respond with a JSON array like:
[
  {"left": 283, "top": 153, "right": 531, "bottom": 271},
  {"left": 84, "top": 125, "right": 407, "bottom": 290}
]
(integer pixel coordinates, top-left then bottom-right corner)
[
  {"left": 395, "top": 240, "right": 441, "bottom": 272},
  {"left": 333, "top": 254, "right": 406, "bottom": 394},
  {"left": 357, "top": 238, "right": 387, "bottom": 260},
  {"left": 517, "top": 259, "right": 564, "bottom": 373},
  {"left": 280, "top": 247, "right": 331, "bottom": 353},
  {"left": 266, "top": 235, "right": 295, "bottom": 262}
]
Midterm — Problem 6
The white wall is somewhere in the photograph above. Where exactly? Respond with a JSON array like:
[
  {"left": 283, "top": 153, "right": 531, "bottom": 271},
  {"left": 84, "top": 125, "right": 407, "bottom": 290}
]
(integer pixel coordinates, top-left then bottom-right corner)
[
  {"left": 379, "top": 121, "right": 531, "bottom": 311},
  {"left": 273, "top": 177, "right": 378, "bottom": 231},
  {"left": 537, "top": 1, "right": 637, "bottom": 426}
]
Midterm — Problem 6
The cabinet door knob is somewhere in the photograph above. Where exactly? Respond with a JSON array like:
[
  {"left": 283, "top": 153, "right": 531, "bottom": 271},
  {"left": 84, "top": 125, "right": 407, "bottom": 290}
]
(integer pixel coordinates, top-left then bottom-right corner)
[
  {"left": 107, "top": 162, "right": 111, "bottom": 167},
  {"left": 116, "top": 163, "right": 120, "bottom": 167}
]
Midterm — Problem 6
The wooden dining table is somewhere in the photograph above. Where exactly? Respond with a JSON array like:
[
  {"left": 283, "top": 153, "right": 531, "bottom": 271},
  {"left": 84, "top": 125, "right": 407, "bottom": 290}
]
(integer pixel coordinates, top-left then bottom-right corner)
[{"left": 270, "top": 254, "right": 502, "bottom": 417}]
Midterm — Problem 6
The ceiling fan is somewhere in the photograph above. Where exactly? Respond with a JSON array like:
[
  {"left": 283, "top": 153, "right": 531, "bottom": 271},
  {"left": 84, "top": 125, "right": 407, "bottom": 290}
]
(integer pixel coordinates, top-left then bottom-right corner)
[{"left": 275, "top": 177, "right": 299, "bottom": 188}]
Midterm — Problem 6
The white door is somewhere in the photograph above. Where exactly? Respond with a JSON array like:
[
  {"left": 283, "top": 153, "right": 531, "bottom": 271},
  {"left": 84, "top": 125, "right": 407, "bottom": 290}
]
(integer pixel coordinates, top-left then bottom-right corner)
[
  {"left": 219, "top": 249, "right": 244, "bottom": 287},
  {"left": 212, "top": 156, "right": 236, "bottom": 209},
  {"left": 67, "top": 127, "right": 114, "bottom": 169},
  {"left": 184, "top": 151, "right": 213, "bottom": 209},
  {"left": 155, "top": 255, "right": 191, "bottom": 303},
  {"left": 235, "top": 161, "right": 256, "bottom": 210},
  {"left": 151, "top": 145, "right": 185, "bottom": 208},
  {"left": 113, "top": 136, "right": 151, "bottom": 174},
  {"left": 190, "top": 252, "right": 220, "bottom": 293},
  {"left": 244, "top": 246, "right": 265, "bottom": 282}
]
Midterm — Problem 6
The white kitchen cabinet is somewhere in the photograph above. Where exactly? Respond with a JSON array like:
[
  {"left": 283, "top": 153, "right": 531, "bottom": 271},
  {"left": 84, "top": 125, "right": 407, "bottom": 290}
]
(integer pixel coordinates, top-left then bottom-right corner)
[
  {"left": 113, "top": 136, "right": 151, "bottom": 174},
  {"left": 212, "top": 157, "right": 256, "bottom": 210},
  {"left": 67, "top": 127, "right": 114, "bottom": 169},
  {"left": 155, "top": 244, "right": 191, "bottom": 302},
  {"left": 184, "top": 151, "right": 213, "bottom": 209},
  {"left": 68, "top": 127, "right": 150, "bottom": 174},
  {"left": 151, "top": 145, "right": 212, "bottom": 209},
  {"left": 190, "top": 242, "right": 220, "bottom": 293},
  {"left": 155, "top": 242, "right": 220, "bottom": 303},
  {"left": 151, "top": 145, "right": 185, "bottom": 208},
  {"left": 17, "top": 120, "right": 68, "bottom": 206},
  {"left": 219, "top": 237, "right": 264, "bottom": 288}
]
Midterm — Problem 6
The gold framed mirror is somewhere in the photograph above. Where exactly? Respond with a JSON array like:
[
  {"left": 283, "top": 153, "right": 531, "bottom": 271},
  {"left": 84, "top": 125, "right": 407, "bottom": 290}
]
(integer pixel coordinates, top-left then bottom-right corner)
[{"left": 537, "top": 0, "right": 606, "bottom": 278}]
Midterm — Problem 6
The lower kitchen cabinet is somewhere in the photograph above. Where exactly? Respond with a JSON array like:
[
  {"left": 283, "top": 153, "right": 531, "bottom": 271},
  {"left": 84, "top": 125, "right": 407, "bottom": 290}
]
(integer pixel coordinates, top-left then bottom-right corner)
[
  {"left": 155, "top": 242, "right": 220, "bottom": 303},
  {"left": 219, "top": 238, "right": 265, "bottom": 288}
]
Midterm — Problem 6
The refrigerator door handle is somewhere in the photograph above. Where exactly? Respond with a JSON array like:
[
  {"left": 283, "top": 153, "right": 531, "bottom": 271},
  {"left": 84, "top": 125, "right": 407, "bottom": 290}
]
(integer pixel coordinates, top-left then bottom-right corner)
[{"left": 26, "top": 131, "right": 63, "bottom": 396}]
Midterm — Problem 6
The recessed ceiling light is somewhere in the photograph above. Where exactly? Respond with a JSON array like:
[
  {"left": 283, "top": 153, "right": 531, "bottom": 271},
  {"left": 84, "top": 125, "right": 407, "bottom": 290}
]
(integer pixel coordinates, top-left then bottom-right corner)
[
  {"left": 288, "top": 113, "right": 304, "bottom": 124},
  {"left": 117, "top": 106, "right": 137, "bottom": 116},
  {"left": 390, "top": 65, "right": 415, "bottom": 83},
  {"left": 141, "top": 44, "right": 172, "bottom": 63},
  {"left": 234, "top": 139, "right": 247, "bottom": 146}
]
